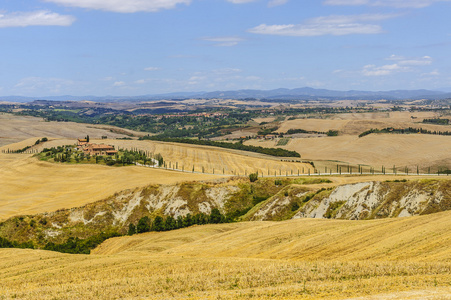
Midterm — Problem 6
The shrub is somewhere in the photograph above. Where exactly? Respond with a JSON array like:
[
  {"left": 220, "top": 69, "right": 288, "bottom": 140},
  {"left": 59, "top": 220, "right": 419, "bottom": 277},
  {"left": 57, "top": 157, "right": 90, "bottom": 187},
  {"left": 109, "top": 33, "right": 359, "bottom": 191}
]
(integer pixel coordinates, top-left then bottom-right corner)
[{"left": 249, "top": 173, "right": 258, "bottom": 182}]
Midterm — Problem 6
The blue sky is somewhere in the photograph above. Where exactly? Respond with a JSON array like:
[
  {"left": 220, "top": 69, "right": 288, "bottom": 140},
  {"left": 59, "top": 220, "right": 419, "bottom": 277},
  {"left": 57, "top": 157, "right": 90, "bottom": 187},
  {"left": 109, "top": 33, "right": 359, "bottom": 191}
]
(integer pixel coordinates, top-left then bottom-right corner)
[{"left": 1, "top": 0, "right": 451, "bottom": 96}]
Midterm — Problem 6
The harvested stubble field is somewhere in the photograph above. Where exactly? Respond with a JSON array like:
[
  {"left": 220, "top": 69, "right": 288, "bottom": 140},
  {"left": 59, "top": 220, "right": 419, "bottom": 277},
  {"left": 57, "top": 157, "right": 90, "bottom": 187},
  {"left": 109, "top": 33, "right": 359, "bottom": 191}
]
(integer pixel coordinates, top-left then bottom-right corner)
[
  {"left": 0, "top": 150, "right": 225, "bottom": 221},
  {"left": 1, "top": 211, "right": 450, "bottom": 299},
  {"left": 246, "top": 134, "right": 451, "bottom": 171},
  {"left": 277, "top": 111, "right": 448, "bottom": 136},
  {"left": 0, "top": 113, "right": 142, "bottom": 147},
  {"left": 103, "top": 138, "right": 314, "bottom": 176},
  {"left": 0, "top": 137, "right": 314, "bottom": 221}
]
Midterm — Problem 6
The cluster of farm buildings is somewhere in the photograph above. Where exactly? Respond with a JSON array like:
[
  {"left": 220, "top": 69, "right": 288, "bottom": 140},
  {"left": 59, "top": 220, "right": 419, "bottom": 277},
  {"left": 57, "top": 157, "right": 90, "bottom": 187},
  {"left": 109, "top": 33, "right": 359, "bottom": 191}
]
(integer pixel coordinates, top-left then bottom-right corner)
[{"left": 77, "top": 139, "right": 117, "bottom": 156}]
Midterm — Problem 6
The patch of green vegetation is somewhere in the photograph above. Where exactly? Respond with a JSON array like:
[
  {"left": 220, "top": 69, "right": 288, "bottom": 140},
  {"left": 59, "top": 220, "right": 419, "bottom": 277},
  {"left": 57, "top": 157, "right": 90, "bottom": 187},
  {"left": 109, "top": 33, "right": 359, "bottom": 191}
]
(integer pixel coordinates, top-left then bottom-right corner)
[
  {"left": 257, "top": 126, "right": 278, "bottom": 136},
  {"left": 422, "top": 118, "right": 449, "bottom": 125},
  {"left": 53, "top": 109, "right": 81, "bottom": 113},
  {"left": 276, "top": 138, "right": 290, "bottom": 146},
  {"left": 326, "top": 130, "right": 339, "bottom": 136},
  {"left": 324, "top": 201, "right": 346, "bottom": 219},
  {"left": 38, "top": 145, "right": 163, "bottom": 167},
  {"left": 292, "top": 178, "right": 332, "bottom": 185},
  {"left": 0, "top": 236, "right": 34, "bottom": 249},
  {"left": 359, "top": 127, "right": 451, "bottom": 138},
  {"left": 43, "top": 231, "right": 120, "bottom": 254},
  {"left": 385, "top": 179, "right": 408, "bottom": 182}
]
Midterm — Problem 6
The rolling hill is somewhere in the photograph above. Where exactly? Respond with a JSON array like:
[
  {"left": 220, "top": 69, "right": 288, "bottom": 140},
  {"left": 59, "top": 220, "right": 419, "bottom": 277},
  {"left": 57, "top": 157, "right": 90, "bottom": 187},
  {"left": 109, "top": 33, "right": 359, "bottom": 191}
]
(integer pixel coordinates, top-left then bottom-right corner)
[{"left": 1, "top": 211, "right": 450, "bottom": 299}]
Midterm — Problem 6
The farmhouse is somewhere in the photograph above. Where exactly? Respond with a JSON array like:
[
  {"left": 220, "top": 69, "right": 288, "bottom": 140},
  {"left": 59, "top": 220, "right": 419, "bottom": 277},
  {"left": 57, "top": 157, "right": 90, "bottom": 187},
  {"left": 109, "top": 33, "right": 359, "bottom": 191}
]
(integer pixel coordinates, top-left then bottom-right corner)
[
  {"left": 82, "top": 143, "right": 117, "bottom": 156},
  {"left": 77, "top": 138, "right": 89, "bottom": 148},
  {"left": 77, "top": 138, "right": 118, "bottom": 156}
]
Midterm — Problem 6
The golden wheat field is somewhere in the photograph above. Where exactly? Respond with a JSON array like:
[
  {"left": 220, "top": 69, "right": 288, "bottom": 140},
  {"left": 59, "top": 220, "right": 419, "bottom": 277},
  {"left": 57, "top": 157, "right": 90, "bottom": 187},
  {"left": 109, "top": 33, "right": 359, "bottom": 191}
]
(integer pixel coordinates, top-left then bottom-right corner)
[
  {"left": 0, "top": 151, "right": 225, "bottom": 221},
  {"left": 1, "top": 136, "right": 447, "bottom": 221},
  {"left": 0, "top": 136, "right": 316, "bottom": 220},
  {"left": 25, "top": 137, "right": 314, "bottom": 176},
  {"left": 1, "top": 211, "right": 450, "bottom": 299},
  {"left": 246, "top": 134, "right": 451, "bottom": 170},
  {"left": 0, "top": 113, "right": 142, "bottom": 147},
  {"left": 277, "top": 111, "right": 449, "bottom": 135}
]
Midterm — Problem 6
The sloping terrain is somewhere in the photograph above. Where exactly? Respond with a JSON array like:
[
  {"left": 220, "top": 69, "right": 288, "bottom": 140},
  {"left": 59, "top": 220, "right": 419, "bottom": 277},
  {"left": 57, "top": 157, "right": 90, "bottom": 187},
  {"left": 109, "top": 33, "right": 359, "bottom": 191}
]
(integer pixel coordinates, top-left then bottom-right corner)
[
  {"left": 0, "top": 151, "right": 224, "bottom": 221},
  {"left": 0, "top": 113, "right": 141, "bottom": 147},
  {"left": 247, "top": 179, "right": 451, "bottom": 221},
  {"left": 0, "top": 177, "right": 327, "bottom": 245},
  {"left": 1, "top": 211, "right": 450, "bottom": 299},
  {"left": 2, "top": 178, "right": 450, "bottom": 249},
  {"left": 246, "top": 134, "right": 451, "bottom": 170},
  {"left": 276, "top": 111, "right": 445, "bottom": 135},
  {"left": 94, "top": 210, "right": 451, "bottom": 262}
]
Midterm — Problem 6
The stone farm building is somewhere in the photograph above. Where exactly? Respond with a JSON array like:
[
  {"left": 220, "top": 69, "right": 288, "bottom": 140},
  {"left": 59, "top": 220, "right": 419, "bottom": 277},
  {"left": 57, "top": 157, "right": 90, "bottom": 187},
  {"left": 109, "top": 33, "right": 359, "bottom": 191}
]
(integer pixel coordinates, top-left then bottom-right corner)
[{"left": 77, "top": 139, "right": 117, "bottom": 156}]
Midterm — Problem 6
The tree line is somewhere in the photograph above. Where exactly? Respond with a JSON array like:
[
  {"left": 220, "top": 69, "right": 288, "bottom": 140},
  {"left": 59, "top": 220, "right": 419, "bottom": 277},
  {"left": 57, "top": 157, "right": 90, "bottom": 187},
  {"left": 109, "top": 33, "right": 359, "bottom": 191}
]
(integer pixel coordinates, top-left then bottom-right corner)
[
  {"left": 139, "top": 136, "right": 301, "bottom": 158},
  {"left": 128, "top": 208, "right": 229, "bottom": 235},
  {"left": 359, "top": 127, "right": 451, "bottom": 138},
  {"left": 422, "top": 118, "right": 449, "bottom": 125}
]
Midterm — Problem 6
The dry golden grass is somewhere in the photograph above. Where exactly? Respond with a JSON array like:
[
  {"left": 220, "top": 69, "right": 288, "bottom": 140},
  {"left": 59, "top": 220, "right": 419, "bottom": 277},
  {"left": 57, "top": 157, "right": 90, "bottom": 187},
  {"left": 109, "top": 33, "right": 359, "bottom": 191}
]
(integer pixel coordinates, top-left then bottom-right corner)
[
  {"left": 1, "top": 211, "right": 450, "bottom": 299},
  {"left": 102, "top": 138, "right": 314, "bottom": 176},
  {"left": 277, "top": 111, "right": 448, "bottom": 135},
  {"left": 246, "top": 134, "right": 451, "bottom": 170},
  {"left": 0, "top": 113, "right": 142, "bottom": 147},
  {"left": 0, "top": 136, "right": 314, "bottom": 221},
  {"left": 0, "top": 152, "right": 225, "bottom": 221},
  {"left": 94, "top": 210, "right": 451, "bottom": 261}
]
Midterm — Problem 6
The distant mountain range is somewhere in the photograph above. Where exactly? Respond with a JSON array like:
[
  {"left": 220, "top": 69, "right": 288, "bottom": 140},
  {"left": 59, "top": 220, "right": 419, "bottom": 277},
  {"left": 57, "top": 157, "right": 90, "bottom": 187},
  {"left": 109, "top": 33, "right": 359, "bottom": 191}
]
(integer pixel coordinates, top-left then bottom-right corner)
[{"left": 2, "top": 87, "right": 451, "bottom": 103}]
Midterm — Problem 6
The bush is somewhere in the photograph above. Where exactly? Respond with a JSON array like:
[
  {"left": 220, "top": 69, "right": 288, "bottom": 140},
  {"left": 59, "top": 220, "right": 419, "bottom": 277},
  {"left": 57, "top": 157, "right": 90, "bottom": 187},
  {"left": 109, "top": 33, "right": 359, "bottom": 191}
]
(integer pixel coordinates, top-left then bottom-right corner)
[{"left": 249, "top": 173, "right": 258, "bottom": 182}]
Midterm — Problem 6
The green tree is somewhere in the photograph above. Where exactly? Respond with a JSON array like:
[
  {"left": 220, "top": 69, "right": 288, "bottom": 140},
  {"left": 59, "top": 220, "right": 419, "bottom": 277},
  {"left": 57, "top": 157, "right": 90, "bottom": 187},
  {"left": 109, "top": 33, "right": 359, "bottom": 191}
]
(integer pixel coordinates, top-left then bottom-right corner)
[
  {"left": 183, "top": 214, "right": 193, "bottom": 227},
  {"left": 164, "top": 216, "right": 176, "bottom": 231},
  {"left": 176, "top": 216, "right": 184, "bottom": 229},
  {"left": 136, "top": 216, "right": 150, "bottom": 233},
  {"left": 209, "top": 208, "right": 223, "bottom": 224},
  {"left": 151, "top": 216, "right": 164, "bottom": 232},
  {"left": 128, "top": 223, "right": 136, "bottom": 235}
]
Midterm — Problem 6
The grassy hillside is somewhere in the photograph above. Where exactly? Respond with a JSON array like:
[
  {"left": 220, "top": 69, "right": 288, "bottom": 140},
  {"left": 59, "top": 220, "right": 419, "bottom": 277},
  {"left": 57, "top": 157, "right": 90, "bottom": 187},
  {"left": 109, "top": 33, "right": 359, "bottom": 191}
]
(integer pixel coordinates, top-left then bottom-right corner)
[
  {"left": 0, "top": 177, "right": 330, "bottom": 247},
  {"left": 246, "top": 134, "right": 451, "bottom": 171},
  {"left": 94, "top": 210, "right": 451, "bottom": 261},
  {"left": 0, "top": 113, "right": 141, "bottom": 147},
  {"left": 0, "top": 150, "right": 226, "bottom": 221},
  {"left": 2, "top": 177, "right": 450, "bottom": 252},
  {"left": 1, "top": 211, "right": 450, "bottom": 299}
]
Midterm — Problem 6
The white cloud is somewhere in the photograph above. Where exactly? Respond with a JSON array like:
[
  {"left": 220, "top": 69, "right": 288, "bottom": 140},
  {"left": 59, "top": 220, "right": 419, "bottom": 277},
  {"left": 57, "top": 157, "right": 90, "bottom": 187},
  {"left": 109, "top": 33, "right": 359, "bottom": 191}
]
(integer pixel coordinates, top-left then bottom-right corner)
[
  {"left": 43, "top": 0, "right": 191, "bottom": 13},
  {"left": 202, "top": 37, "right": 245, "bottom": 47},
  {"left": 268, "top": 0, "right": 289, "bottom": 7},
  {"left": 226, "top": 0, "right": 257, "bottom": 3},
  {"left": 323, "top": 0, "right": 369, "bottom": 4},
  {"left": 14, "top": 77, "right": 77, "bottom": 94},
  {"left": 422, "top": 69, "right": 440, "bottom": 76},
  {"left": 324, "top": 0, "right": 451, "bottom": 8},
  {"left": 113, "top": 81, "right": 126, "bottom": 87},
  {"left": 362, "top": 64, "right": 406, "bottom": 76},
  {"left": 387, "top": 54, "right": 433, "bottom": 66},
  {"left": 144, "top": 67, "right": 160, "bottom": 71},
  {"left": 212, "top": 68, "right": 242, "bottom": 74},
  {"left": 0, "top": 10, "right": 75, "bottom": 28},
  {"left": 362, "top": 55, "right": 433, "bottom": 76},
  {"left": 248, "top": 14, "right": 397, "bottom": 36}
]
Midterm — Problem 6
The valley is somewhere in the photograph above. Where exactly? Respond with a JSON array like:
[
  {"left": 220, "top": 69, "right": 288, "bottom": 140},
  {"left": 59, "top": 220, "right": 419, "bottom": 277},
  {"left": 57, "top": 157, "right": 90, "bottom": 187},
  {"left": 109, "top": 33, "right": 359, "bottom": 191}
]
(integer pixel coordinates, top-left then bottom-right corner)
[{"left": 0, "top": 100, "right": 450, "bottom": 299}]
